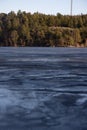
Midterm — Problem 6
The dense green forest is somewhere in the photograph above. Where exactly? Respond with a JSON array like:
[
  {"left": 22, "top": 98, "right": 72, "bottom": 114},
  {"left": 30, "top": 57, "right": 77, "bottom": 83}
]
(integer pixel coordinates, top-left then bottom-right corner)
[{"left": 0, "top": 11, "right": 87, "bottom": 47}]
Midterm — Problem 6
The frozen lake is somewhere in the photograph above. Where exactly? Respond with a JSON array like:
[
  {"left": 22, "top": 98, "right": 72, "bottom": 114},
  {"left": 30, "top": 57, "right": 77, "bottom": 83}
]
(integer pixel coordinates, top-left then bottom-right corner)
[{"left": 0, "top": 47, "right": 87, "bottom": 130}]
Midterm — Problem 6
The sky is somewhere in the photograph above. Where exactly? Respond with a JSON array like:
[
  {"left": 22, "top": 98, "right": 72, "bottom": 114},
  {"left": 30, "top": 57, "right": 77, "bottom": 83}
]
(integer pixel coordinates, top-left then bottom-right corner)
[{"left": 0, "top": 0, "right": 87, "bottom": 15}]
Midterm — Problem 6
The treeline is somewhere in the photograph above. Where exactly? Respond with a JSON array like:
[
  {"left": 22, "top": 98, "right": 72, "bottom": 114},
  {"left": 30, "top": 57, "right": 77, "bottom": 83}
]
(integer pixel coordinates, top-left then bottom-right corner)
[{"left": 0, "top": 10, "right": 87, "bottom": 47}]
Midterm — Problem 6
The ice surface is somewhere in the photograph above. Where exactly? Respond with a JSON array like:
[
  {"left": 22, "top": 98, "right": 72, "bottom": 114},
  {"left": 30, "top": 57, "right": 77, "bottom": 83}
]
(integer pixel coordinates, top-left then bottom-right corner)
[{"left": 0, "top": 47, "right": 87, "bottom": 130}]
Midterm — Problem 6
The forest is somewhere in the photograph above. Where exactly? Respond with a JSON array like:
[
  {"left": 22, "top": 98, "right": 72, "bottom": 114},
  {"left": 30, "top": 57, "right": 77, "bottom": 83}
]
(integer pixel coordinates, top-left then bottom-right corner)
[{"left": 0, "top": 10, "right": 87, "bottom": 47}]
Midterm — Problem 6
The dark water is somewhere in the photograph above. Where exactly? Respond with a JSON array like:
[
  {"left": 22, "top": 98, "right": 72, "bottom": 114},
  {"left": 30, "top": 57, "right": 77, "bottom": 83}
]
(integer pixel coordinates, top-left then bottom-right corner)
[{"left": 0, "top": 47, "right": 87, "bottom": 130}]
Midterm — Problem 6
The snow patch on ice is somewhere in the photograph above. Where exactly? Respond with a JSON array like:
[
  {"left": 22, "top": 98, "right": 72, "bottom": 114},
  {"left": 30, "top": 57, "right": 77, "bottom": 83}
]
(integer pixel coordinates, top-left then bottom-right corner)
[{"left": 76, "top": 94, "right": 87, "bottom": 105}]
